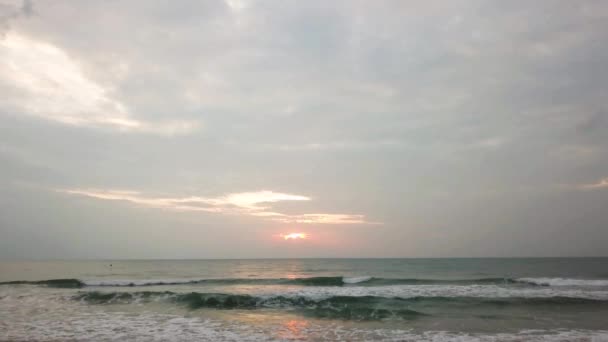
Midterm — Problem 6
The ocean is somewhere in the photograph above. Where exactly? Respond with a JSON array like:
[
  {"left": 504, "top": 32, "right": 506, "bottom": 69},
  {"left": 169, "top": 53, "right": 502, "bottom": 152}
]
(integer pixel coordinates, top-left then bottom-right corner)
[{"left": 1, "top": 258, "right": 608, "bottom": 341}]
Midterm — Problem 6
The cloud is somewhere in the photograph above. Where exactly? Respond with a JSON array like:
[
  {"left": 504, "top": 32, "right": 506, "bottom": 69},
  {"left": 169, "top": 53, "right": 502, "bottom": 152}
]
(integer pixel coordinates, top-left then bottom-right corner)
[
  {"left": 60, "top": 189, "right": 223, "bottom": 212},
  {"left": 213, "top": 191, "right": 310, "bottom": 209},
  {"left": 0, "top": 32, "right": 198, "bottom": 135},
  {"left": 578, "top": 178, "right": 608, "bottom": 190},
  {"left": 261, "top": 140, "right": 408, "bottom": 152},
  {"left": 0, "top": 0, "right": 31, "bottom": 35},
  {"left": 223, "top": 0, "right": 251, "bottom": 12},
  {"left": 1, "top": 1, "right": 608, "bottom": 258},
  {"left": 270, "top": 213, "right": 374, "bottom": 225},
  {"left": 59, "top": 188, "right": 376, "bottom": 225}
]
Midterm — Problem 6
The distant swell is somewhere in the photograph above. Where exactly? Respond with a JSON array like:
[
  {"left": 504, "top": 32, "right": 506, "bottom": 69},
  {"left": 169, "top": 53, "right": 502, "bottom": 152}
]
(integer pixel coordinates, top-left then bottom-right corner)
[
  {"left": 80, "top": 277, "right": 351, "bottom": 287},
  {"left": 4, "top": 276, "right": 608, "bottom": 288},
  {"left": 72, "top": 276, "right": 524, "bottom": 287},
  {"left": 0, "top": 279, "right": 84, "bottom": 288}
]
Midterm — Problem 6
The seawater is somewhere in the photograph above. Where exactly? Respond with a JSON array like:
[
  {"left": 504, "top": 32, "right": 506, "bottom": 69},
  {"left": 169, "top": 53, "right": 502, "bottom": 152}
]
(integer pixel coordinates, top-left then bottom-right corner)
[{"left": 1, "top": 258, "right": 608, "bottom": 341}]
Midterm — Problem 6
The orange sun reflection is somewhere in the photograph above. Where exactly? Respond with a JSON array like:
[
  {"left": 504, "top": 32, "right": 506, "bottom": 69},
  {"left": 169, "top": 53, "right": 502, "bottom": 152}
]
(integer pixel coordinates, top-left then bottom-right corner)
[
  {"left": 278, "top": 320, "right": 310, "bottom": 339},
  {"left": 281, "top": 232, "right": 308, "bottom": 240}
]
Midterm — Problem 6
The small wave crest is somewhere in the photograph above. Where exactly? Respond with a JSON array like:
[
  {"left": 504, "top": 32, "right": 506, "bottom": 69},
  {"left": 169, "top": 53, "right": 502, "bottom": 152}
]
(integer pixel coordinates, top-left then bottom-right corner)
[
  {"left": 0, "top": 279, "right": 84, "bottom": 288},
  {"left": 342, "top": 276, "right": 373, "bottom": 284},
  {"left": 82, "top": 279, "right": 215, "bottom": 287},
  {"left": 516, "top": 278, "right": 608, "bottom": 287}
]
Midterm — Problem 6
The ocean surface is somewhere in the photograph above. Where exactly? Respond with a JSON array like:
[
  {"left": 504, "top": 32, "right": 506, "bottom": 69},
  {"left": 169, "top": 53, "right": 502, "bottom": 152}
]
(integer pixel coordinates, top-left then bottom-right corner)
[{"left": 1, "top": 258, "right": 608, "bottom": 341}]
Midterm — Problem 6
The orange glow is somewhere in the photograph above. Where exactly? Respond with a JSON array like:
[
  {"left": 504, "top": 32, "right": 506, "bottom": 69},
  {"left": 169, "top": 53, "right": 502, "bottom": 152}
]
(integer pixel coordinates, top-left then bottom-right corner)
[
  {"left": 279, "top": 320, "right": 310, "bottom": 339},
  {"left": 281, "top": 232, "right": 308, "bottom": 240}
]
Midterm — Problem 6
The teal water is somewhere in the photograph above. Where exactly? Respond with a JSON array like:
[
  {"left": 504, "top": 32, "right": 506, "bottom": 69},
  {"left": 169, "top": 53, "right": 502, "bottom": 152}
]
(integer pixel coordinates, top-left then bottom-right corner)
[{"left": 1, "top": 258, "right": 608, "bottom": 341}]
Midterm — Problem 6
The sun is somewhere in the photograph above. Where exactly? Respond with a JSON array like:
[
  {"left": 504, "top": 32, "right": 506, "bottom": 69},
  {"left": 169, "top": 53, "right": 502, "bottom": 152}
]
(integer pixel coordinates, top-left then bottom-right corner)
[{"left": 281, "top": 233, "right": 308, "bottom": 240}]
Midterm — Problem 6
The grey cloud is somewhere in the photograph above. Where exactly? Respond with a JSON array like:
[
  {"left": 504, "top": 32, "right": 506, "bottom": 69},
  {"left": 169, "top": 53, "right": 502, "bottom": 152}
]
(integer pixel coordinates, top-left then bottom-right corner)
[{"left": 0, "top": 0, "right": 607, "bottom": 258}]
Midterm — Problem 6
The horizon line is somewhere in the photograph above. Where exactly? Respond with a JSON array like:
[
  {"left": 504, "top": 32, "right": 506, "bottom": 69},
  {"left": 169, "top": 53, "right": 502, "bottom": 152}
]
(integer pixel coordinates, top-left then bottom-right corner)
[{"left": 2, "top": 256, "right": 607, "bottom": 262}]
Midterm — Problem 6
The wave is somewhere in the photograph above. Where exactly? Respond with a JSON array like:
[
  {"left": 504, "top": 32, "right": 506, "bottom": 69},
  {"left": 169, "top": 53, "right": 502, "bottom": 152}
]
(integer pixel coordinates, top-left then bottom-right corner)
[
  {"left": 6, "top": 304, "right": 607, "bottom": 342},
  {"left": 74, "top": 290, "right": 608, "bottom": 320},
  {"left": 1, "top": 276, "right": 522, "bottom": 287},
  {"left": 358, "top": 277, "right": 520, "bottom": 286},
  {"left": 0, "top": 279, "right": 84, "bottom": 288},
  {"left": 516, "top": 278, "right": 608, "bottom": 287},
  {"left": 75, "top": 291, "right": 427, "bottom": 320},
  {"left": 0, "top": 277, "right": 346, "bottom": 287},
  {"left": 342, "top": 276, "right": 372, "bottom": 284},
  {"left": 4, "top": 276, "right": 608, "bottom": 289},
  {"left": 80, "top": 277, "right": 349, "bottom": 287}
]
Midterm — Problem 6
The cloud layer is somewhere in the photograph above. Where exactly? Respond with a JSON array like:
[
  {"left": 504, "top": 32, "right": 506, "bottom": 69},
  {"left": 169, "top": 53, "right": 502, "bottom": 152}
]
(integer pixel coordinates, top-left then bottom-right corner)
[
  {"left": 1, "top": 0, "right": 607, "bottom": 258},
  {"left": 0, "top": 32, "right": 197, "bottom": 135},
  {"left": 60, "top": 189, "right": 373, "bottom": 225}
]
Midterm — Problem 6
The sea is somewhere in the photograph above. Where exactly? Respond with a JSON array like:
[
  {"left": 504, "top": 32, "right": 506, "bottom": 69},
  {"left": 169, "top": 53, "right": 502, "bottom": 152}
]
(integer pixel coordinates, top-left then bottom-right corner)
[{"left": 1, "top": 258, "right": 608, "bottom": 341}]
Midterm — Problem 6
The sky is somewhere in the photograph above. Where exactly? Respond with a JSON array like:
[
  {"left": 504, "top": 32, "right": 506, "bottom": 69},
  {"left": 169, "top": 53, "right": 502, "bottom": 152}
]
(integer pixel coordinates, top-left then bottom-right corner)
[{"left": 1, "top": 0, "right": 607, "bottom": 259}]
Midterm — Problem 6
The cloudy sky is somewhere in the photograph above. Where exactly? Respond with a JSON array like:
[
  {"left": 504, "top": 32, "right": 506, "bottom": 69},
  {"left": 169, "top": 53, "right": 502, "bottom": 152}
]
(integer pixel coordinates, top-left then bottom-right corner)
[{"left": 1, "top": 0, "right": 607, "bottom": 259}]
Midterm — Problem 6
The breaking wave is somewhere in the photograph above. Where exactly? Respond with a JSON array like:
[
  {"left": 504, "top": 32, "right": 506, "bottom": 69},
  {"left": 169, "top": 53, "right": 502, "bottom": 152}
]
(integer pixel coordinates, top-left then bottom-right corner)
[
  {"left": 516, "top": 278, "right": 608, "bottom": 287},
  {"left": 74, "top": 290, "right": 608, "bottom": 320},
  {"left": 75, "top": 291, "right": 428, "bottom": 320}
]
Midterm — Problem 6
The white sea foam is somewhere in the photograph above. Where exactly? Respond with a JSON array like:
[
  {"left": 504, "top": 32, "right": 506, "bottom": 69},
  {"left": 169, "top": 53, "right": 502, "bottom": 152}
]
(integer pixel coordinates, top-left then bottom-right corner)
[
  {"left": 243, "top": 284, "right": 608, "bottom": 300},
  {"left": 3, "top": 306, "right": 608, "bottom": 342},
  {"left": 517, "top": 278, "right": 608, "bottom": 287},
  {"left": 2, "top": 286, "right": 608, "bottom": 341},
  {"left": 78, "top": 279, "right": 608, "bottom": 300},
  {"left": 342, "top": 276, "right": 372, "bottom": 284}
]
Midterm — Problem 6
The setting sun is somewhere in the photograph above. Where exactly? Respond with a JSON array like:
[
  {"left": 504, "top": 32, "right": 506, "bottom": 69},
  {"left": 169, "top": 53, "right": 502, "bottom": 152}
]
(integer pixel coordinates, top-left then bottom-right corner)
[{"left": 281, "top": 233, "right": 308, "bottom": 240}]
